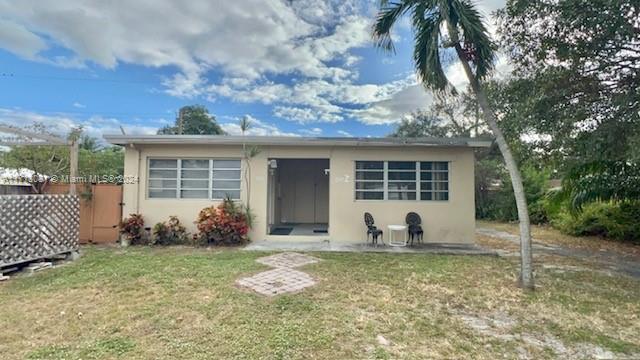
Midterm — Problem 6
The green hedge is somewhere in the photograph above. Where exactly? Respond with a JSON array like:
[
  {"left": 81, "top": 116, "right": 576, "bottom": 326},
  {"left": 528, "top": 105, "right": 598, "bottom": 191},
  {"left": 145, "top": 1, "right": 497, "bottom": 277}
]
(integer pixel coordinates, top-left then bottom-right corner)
[{"left": 551, "top": 201, "right": 640, "bottom": 243}]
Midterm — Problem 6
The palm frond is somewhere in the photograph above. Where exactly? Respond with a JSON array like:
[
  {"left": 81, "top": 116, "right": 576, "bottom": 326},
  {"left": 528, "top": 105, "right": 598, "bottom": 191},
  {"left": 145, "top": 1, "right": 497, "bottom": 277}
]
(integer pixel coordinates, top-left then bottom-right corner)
[
  {"left": 557, "top": 160, "right": 640, "bottom": 212},
  {"left": 413, "top": 8, "right": 454, "bottom": 93},
  {"left": 438, "top": 0, "right": 458, "bottom": 28},
  {"left": 373, "top": 0, "right": 419, "bottom": 53},
  {"left": 451, "top": 0, "right": 496, "bottom": 80},
  {"left": 244, "top": 145, "right": 261, "bottom": 159}
]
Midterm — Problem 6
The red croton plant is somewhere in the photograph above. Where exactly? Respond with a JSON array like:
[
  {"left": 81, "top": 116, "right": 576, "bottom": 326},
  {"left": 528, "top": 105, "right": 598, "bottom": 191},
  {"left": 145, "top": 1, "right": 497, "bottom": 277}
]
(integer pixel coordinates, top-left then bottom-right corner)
[
  {"left": 119, "top": 213, "right": 145, "bottom": 245},
  {"left": 194, "top": 197, "right": 250, "bottom": 245}
]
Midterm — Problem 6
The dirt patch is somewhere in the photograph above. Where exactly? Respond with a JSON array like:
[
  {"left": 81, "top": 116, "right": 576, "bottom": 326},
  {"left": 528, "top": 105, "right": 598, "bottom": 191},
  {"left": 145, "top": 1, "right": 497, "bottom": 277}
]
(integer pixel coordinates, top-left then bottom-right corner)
[
  {"left": 456, "top": 311, "right": 622, "bottom": 359},
  {"left": 456, "top": 310, "right": 517, "bottom": 340},
  {"left": 477, "top": 221, "right": 640, "bottom": 258},
  {"left": 477, "top": 223, "right": 640, "bottom": 279}
]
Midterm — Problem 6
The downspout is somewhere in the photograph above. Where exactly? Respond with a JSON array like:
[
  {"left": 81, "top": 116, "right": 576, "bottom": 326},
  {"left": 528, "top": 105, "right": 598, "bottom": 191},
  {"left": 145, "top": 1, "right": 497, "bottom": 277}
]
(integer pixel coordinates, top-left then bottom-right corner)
[
  {"left": 130, "top": 143, "right": 141, "bottom": 214},
  {"left": 328, "top": 146, "right": 335, "bottom": 240}
]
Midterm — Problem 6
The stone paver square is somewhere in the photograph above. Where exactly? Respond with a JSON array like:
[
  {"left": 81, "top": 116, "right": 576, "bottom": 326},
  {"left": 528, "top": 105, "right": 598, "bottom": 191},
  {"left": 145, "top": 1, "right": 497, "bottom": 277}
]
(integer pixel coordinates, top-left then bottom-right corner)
[
  {"left": 256, "top": 252, "right": 320, "bottom": 268},
  {"left": 236, "top": 268, "right": 316, "bottom": 297}
]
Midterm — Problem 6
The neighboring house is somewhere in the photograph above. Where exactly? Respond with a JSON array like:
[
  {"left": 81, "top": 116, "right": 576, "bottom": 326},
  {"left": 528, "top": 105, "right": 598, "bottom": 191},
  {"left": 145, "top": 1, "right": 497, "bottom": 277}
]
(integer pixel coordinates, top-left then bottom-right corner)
[
  {"left": 0, "top": 168, "right": 38, "bottom": 195},
  {"left": 105, "top": 135, "right": 491, "bottom": 243}
]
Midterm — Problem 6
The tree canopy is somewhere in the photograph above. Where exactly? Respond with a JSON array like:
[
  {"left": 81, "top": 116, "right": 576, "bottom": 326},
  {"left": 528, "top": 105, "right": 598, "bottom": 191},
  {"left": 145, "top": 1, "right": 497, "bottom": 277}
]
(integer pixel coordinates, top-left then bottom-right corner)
[
  {"left": 157, "top": 105, "right": 225, "bottom": 135},
  {"left": 390, "top": 110, "right": 449, "bottom": 138},
  {"left": 497, "top": 0, "right": 640, "bottom": 208},
  {"left": 389, "top": 91, "right": 484, "bottom": 138},
  {"left": 0, "top": 125, "right": 124, "bottom": 193}
]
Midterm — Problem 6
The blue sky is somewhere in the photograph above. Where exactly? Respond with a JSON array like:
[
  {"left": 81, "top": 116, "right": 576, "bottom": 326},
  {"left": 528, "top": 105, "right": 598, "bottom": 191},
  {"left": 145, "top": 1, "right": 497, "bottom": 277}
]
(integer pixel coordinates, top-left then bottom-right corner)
[{"left": 0, "top": 0, "right": 505, "bottom": 140}]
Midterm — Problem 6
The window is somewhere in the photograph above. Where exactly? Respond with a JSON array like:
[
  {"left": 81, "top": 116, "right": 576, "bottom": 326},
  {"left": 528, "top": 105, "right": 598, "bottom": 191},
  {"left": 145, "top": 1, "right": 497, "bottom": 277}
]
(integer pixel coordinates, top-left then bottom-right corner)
[
  {"left": 212, "top": 160, "right": 241, "bottom": 200},
  {"left": 355, "top": 161, "right": 384, "bottom": 200},
  {"left": 388, "top": 161, "right": 416, "bottom": 200},
  {"left": 181, "top": 159, "right": 209, "bottom": 199},
  {"left": 355, "top": 160, "right": 449, "bottom": 201},
  {"left": 148, "top": 158, "right": 241, "bottom": 200},
  {"left": 149, "top": 159, "right": 178, "bottom": 198},
  {"left": 420, "top": 161, "right": 449, "bottom": 201}
]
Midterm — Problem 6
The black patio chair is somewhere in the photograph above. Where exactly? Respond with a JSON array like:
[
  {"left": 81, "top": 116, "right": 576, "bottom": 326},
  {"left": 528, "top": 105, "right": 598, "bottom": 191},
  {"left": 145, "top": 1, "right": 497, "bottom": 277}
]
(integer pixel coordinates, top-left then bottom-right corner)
[
  {"left": 405, "top": 212, "right": 424, "bottom": 245},
  {"left": 364, "top": 212, "right": 383, "bottom": 246}
]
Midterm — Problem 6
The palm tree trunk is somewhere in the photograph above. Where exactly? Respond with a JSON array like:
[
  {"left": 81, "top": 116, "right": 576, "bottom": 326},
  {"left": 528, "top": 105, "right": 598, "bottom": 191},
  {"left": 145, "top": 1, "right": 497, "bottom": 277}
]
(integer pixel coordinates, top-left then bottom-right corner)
[
  {"left": 453, "top": 46, "right": 535, "bottom": 290},
  {"left": 245, "top": 159, "right": 251, "bottom": 207}
]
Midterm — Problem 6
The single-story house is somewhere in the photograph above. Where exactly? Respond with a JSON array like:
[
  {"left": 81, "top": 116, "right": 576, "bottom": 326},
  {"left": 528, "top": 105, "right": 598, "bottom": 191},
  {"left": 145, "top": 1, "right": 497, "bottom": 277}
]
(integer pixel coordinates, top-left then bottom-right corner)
[{"left": 105, "top": 135, "right": 491, "bottom": 244}]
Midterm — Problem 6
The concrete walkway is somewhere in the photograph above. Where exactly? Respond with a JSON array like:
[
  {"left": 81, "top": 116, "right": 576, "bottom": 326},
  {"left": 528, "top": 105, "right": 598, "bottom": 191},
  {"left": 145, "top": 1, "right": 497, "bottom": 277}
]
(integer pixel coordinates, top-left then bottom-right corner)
[
  {"left": 236, "top": 253, "right": 320, "bottom": 297},
  {"left": 244, "top": 240, "right": 497, "bottom": 256}
]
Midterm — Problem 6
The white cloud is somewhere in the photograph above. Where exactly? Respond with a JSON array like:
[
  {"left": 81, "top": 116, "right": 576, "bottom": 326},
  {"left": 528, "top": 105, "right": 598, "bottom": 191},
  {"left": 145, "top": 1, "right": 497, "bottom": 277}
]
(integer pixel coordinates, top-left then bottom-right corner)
[
  {"left": 220, "top": 115, "right": 298, "bottom": 137},
  {"left": 213, "top": 75, "right": 414, "bottom": 107},
  {"left": 0, "top": 19, "right": 47, "bottom": 59},
  {"left": 213, "top": 75, "right": 418, "bottom": 125},
  {"left": 351, "top": 53, "right": 510, "bottom": 126},
  {"left": 298, "top": 127, "right": 323, "bottom": 136},
  {"left": 349, "top": 82, "right": 433, "bottom": 125},
  {"left": 273, "top": 106, "right": 343, "bottom": 124},
  {"left": 344, "top": 55, "right": 362, "bottom": 67},
  {"left": 72, "top": 102, "right": 85, "bottom": 109},
  {"left": 337, "top": 130, "right": 353, "bottom": 137},
  {"left": 0, "top": 0, "right": 370, "bottom": 98},
  {"left": 0, "top": 0, "right": 510, "bottom": 128},
  {"left": 0, "top": 108, "right": 157, "bottom": 143}
]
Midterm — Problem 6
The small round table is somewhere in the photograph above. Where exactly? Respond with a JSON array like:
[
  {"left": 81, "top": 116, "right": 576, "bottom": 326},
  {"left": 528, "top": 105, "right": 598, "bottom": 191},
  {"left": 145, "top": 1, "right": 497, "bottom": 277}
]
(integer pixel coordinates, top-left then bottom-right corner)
[{"left": 387, "top": 224, "right": 408, "bottom": 247}]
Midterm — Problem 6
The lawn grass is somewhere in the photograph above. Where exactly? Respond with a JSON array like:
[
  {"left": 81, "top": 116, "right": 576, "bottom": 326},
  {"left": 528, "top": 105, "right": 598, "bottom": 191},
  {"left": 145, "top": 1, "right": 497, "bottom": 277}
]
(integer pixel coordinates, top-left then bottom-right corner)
[{"left": 1, "top": 246, "right": 639, "bottom": 359}]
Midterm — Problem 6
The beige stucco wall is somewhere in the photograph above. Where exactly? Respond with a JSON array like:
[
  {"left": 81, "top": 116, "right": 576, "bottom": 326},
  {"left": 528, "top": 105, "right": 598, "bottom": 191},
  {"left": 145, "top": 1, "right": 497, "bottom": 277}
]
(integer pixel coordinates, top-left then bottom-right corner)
[{"left": 122, "top": 144, "right": 476, "bottom": 244}]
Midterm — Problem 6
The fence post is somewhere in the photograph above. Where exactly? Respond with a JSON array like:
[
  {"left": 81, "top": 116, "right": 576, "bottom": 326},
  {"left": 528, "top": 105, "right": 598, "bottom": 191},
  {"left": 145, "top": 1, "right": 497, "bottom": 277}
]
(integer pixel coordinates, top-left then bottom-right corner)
[{"left": 69, "top": 140, "right": 79, "bottom": 195}]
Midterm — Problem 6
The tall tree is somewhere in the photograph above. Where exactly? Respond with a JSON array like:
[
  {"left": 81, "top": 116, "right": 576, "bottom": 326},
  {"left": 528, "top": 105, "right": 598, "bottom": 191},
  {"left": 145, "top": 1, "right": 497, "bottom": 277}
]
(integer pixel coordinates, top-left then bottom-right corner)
[
  {"left": 79, "top": 146, "right": 124, "bottom": 179},
  {"left": 79, "top": 134, "right": 101, "bottom": 152},
  {"left": 1, "top": 124, "right": 124, "bottom": 193},
  {"left": 391, "top": 90, "right": 485, "bottom": 138},
  {"left": 497, "top": 0, "right": 640, "bottom": 209},
  {"left": 158, "top": 105, "right": 225, "bottom": 135},
  {"left": 0, "top": 123, "right": 69, "bottom": 193},
  {"left": 390, "top": 110, "right": 450, "bottom": 138},
  {"left": 373, "top": 0, "right": 535, "bottom": 288}
]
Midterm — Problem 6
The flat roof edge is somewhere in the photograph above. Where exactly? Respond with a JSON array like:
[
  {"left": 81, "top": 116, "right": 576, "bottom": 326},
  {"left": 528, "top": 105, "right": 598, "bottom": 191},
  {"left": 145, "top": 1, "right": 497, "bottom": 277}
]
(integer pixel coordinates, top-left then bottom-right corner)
[{"left": 103, "top": 135, "right": 493, "bottom": 148}]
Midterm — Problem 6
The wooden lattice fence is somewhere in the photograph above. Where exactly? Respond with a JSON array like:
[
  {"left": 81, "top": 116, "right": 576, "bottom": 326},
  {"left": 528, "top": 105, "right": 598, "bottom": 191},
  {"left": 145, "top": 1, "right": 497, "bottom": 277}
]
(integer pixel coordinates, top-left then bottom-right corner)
[{"left": 0, "top": 194, "right": 79, "bottom": 267}]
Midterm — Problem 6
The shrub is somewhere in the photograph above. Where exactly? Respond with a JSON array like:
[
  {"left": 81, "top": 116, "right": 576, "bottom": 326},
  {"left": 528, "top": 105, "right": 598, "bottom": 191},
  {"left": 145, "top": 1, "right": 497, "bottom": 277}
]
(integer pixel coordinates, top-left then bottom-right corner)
[
  {"left": 152, "top": 216, "right": 189, "bottom": 245},
  {"left": 194, "top": 197, "right": 250, "bottom": 245},
  {"left": 119, "top": 214, "right": 146, "bottom": 245},
  {"left": 476, "top": 162, "right": 551, "bottom": 224},
  {"left": 551, "top": 201, "right": 640, "bottom": 243}
]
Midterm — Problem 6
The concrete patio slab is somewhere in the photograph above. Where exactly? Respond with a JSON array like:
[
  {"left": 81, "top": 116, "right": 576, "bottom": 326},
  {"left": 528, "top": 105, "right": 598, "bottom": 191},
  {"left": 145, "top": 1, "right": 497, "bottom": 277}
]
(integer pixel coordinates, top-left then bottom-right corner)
[{"left": 244, "top": 240, "right": 497, "bottom": 255}]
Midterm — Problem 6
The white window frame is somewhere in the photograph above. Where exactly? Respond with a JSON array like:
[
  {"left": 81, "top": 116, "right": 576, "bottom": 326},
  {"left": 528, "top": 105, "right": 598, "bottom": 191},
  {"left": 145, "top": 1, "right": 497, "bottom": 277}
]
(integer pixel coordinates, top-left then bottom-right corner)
[
  {"left": 354, "top": 161, "right": 385, "bottom": 200},
  {"left": 211, "top": 159, "right": 242, "bottom": 200},
  {"left": 354, "top": 160, "right": 450, "bottom": 201},
  {"left": 147, "top": 157, "right": 242, "bottom": 200},
  {"left": 387, "top": 161, "right": 418, "bottom": 201},
  {"left": 148, "top": 159, "right": 179, "bottom": 198},
  {"left": 179, "top": 159, "right": 211, "bottom": 199},
  {"left": 420, "top": 161, "right": 449, "bottom": 201}
]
